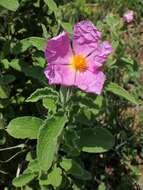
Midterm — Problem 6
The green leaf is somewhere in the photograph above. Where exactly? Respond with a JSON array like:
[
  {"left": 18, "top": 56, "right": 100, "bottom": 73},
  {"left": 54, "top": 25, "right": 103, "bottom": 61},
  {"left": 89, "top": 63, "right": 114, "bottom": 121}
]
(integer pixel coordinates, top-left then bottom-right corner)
[
  {"left": 37, "top": 115, "right": 67, "bottom": 171},
  {"left": 121, "top": 57, "right": 134, "bottom": 65},
  {"left": 41, "top": 24, "right": 50, "bottom": 39},
  {"left": 44, "top": 0, "right": 58, "bottom": 12},
  {"left": 98, "top": 183, "right": 106, "bottom": 190},
  {"left": 75, "top": 128, "right": 114, "bottom": 153},
  {"left": 106, "top": 82, "right": 139, "bottom": 105},
  {"left": 8, "top": 59, "right": 23, "bottom": 71},
  {"left": 42, "top": 98, "right": 57, "bottom": 113},
  {"left": 26, "top": 87, "right": 58, "bottom": 102},
  {"left": 0, "top": 79, "right": 10, "bottom": 99},
  {"left": 8, "top": 59, "right": 46, "bottom": 85},
  {"left": 1, "top": 59, "right": 10, "bottom": 69},
  {"left": 63, "top": 129, "right": 80, "bottom": 157},
  {"left": 60, "top": 158, "right": 91, "bottom": 180},
  {"left": 13, "top": 37, "right": 47, "bottom": 53},
  {"left": 0, "top": 0, "right": 19, "bottom": 11},
  {"left": 27, "top": 37, "right": 47, "bottom": 51},
  {"left": 40, "top": 167, "right": 62, "bottom": 187},
  {"left": 27, "top": 159, "right": 40, "bottom": 173},
  {"left": 12, "top": 173, "right": 36, "bottom": 187},
  {"left": 7, "top": 116, "right": 43, "bottom": 139},
  {"left": 61, "top": 22, "right": 73, "bottom": 34}
]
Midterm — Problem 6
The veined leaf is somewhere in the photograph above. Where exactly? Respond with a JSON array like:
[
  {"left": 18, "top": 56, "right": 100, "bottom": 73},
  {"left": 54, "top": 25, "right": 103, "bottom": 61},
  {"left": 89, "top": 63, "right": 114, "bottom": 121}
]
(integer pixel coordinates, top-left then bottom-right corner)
[
  {"left": 106, "top": 82, "right": 139, "bottom": 105},
  {"left": 7, "top": 116, "right": 43, "bottom": 139},
  {"left": 26, "top": 87, "right": 58, "bottom": 102},
  {"left": 37, "top": 115, "right": 67, "bottom": 171}
]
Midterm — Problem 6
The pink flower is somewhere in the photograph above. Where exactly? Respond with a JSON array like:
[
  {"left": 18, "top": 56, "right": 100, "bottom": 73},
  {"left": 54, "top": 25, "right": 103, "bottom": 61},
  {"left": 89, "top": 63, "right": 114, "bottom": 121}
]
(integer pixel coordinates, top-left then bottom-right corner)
[
  {"left": 123, "top": 10, "right": 134, "bottom": 23},
  {"left": 44, "top": 21, "right": 112, "bottom": 95}
]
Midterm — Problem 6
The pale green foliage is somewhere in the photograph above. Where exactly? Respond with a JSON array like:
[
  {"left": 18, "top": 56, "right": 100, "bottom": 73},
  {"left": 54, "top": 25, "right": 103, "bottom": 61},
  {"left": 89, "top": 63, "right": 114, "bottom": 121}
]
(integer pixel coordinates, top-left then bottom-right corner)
[
  {"left": 12, "top": 173, "right": 36, "bottom": 187},
  {"left": 98, "top": 183, "right": 106, "bottom": 190},
  {"left": 40, "top": 166, "right": 62, "bottom": 187},
  {"left": 7, "top": 116, "right": 43, "bottom": 139},
  {"left": 0, "top": 0, "right": 19, "bottom": 11},
  {"left": 37, "top": 115, "right": 67, "bottom": 171}
]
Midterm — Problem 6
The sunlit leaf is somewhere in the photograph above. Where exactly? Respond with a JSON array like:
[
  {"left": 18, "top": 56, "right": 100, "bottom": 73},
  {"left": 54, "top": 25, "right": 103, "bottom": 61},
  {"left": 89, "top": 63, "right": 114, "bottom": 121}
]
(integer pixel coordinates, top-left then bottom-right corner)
[
  {"left": 0, "top": 0, "right": 19, "bottom": 11},
  {"left": 106, "top": 82, "right": 139, "bottom": 105},
  {"left": 37, "top": 115, "right": 67, "bottom": 171},
  {"left": 13, "top": 173, "right": 36, "bottom": 187},
  {"left": 7, "top": 116, "right": 43, "bottom": 139}
]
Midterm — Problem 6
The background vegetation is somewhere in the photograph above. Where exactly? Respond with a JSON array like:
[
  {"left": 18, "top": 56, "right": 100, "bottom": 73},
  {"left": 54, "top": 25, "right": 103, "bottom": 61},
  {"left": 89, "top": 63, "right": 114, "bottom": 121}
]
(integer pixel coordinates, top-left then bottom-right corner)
[{"left": 0, "top": 0, "right": 143, "bottom": 189}]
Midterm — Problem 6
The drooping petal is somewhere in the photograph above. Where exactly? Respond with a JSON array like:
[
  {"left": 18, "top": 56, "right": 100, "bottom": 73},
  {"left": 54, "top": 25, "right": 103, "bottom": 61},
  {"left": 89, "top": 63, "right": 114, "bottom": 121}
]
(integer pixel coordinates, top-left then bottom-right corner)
[
  {"left": 87, "top": 41, "right": 112, "bottom": 72},
  {"left": 44, "top": 64, "right": 76, "bottom": 86},
  {"left": 75, "top": 70, "right": 106, "bottom": 95},
  {"left": 45, "top": 31, "right": 73, "bottom": 65},
  {"left": 73, "top": 20, "right": 101, "bottom": 56}
]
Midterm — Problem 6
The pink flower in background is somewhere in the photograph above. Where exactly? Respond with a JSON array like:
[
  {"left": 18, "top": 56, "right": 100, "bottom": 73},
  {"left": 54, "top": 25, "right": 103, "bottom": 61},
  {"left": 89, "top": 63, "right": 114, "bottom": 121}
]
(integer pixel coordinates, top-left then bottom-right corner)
[
  {"left": 123, "top": 10, "right": 134, "bottom": 23},
  {"left": 44, "top": 21, "right": 112, "bottom": 95}
]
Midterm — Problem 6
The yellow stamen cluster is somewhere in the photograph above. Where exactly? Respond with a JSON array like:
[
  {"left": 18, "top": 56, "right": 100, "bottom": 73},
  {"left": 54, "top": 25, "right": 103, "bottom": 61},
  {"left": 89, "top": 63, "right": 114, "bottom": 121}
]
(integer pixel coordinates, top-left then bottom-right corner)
[{"left": 70, "top": 55, "right": 87, "bottom": 72}]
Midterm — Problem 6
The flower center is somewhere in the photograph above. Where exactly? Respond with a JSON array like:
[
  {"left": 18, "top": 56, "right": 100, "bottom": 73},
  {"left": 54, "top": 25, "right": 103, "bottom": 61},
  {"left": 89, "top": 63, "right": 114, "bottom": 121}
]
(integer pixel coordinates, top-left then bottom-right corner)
[{"left": 70, "top": 55, "right": 87, "bottom": 72}]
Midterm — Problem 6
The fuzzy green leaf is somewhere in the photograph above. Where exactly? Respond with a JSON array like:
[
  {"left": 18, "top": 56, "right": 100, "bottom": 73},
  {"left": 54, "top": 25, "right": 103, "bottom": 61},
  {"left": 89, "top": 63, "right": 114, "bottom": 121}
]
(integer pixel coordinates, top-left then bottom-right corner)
[
  {"left": 7, "top": 116, "right": 43, "bottom": 139},
  {"left": 42, "top": 98, "right": 57, "bottom": 113},
  {"left": 26, "top": 87, "right": 58, "bottom": 102},
  {"left": 37, "top": 115, "right": 67, "bottom": 171},
  {"left": 27, "top": 159, "right": 40, "bottom": 173},
  {"left": 40, "top": 167, "right": 62, "bottom": 187},
  {"left": 12, "top": 173, "right": 36, "bottom": 187}
]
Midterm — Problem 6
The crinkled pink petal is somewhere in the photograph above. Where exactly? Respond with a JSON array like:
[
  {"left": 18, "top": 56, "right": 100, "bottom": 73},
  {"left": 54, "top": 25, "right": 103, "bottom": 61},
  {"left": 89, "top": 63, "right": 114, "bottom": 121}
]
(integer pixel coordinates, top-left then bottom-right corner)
[
  {"left": 44, "top": 64, "right": 76, "bottom": 86},
  {"left": 73, "top": 20, "right": 101, "bottom": 56},
  {"left": 75, "top": 70, "right": 106, "bottom": 95},
  {"left": 44, "top": 31, "right": 73, "bottom": 65},
  {"left": 123, "top": 10, "right": 134, "bottom": 23},
  {"left": 44, "top": 20, "right": 112, "bottom": 95},
  {"left": 87, "top": 41, "right": 112, "bottom": 72}
]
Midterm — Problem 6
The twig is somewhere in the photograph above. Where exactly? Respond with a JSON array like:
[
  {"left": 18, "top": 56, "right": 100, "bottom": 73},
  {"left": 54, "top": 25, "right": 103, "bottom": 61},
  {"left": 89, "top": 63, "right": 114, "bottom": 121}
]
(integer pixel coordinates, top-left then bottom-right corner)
[
  {"left": 0, "top": 144, "right": 25, "bottom": 152},
  {"left": 0, "top": 149, "right": 26, "bottom": 163}
]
